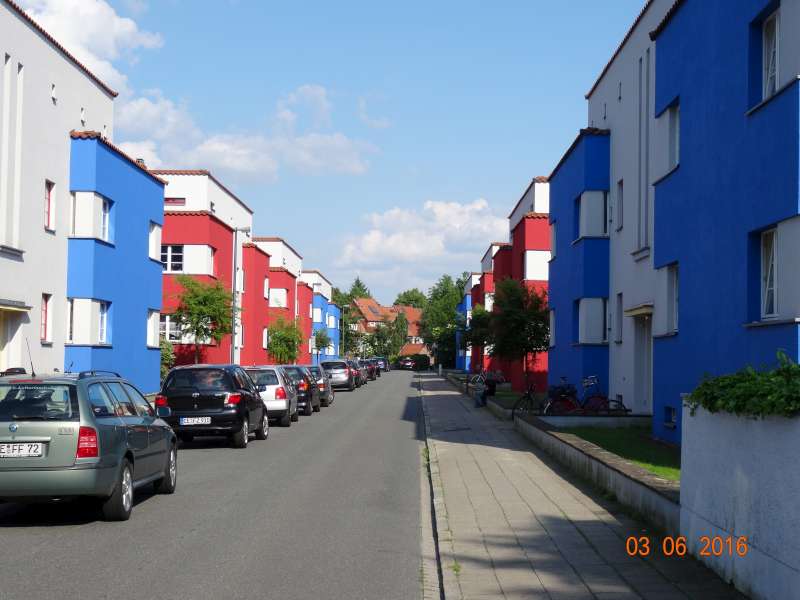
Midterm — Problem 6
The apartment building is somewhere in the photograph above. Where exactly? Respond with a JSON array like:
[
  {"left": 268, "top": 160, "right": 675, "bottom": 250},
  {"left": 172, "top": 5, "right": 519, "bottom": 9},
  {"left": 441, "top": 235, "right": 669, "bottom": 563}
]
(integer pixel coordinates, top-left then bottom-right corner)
[
  {"left": 0, "top": 0, "right": 114, "bottom": 375},
  {"left": 299, "top": 269, "right": 340, "bottom": 363},
  {"left": 456, "top": 273, "right": 481, "bottom": 371},
  {"left": 153, "top": 170, "right": 254, "bottom": 365}
]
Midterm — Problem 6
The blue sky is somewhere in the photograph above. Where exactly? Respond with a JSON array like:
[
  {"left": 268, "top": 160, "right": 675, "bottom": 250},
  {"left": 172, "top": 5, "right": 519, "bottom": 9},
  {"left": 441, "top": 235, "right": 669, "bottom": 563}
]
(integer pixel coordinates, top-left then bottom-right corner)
[{"left": 27, "top": 0, "right": 644, "bottom": 303}]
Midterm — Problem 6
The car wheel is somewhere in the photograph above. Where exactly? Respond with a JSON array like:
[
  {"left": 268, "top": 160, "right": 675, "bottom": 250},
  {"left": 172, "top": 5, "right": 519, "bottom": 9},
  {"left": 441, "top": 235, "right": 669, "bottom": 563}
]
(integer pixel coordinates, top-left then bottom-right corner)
[
  {"left": 329, "top": 391, "right": 335, "bottom": 405},
  {"left": 320, "top": 395, "right": 329, "bottom": 408},
  {"left": 313, "top": 398, "right": 321, "bottom": 412},
  {"left": 255, "top": 410, "right": 269, "bottom": 440},
  {"left": 154, "top": 445, "right": 178, "bottom": 494},
  {"left": 291, "top": 409, "right": 299, "bottom": 422},
  {"left": 279, "top": 410, "right": 292, "bottom": 427},
  {"left": 303, "top": 401, "right": 313, "bottom": 416},
  {"left": 349, "top": 381, "right": 355, "bottom": 391},
  {"left": 102, "top": 459, "right": 134, "bottom": 521},
  {"left": 233, "top": 417, "right": 249, "bottom": 448}
]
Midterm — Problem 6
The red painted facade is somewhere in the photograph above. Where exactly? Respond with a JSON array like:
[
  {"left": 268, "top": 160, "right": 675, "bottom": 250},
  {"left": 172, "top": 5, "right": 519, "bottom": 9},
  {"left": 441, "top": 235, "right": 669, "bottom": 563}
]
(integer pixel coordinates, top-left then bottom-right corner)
[
  {"left": 267, "top": 267, "right": 297, "bottom": 364},
  {"left": 297, "top": 282, "right": 313, "bottom": 364},
  {"left": 162, "top": 211, "right": 234, "bottom": 365},
  {"left": 239, "top": 243, "right": 271, "bottom": 366}
]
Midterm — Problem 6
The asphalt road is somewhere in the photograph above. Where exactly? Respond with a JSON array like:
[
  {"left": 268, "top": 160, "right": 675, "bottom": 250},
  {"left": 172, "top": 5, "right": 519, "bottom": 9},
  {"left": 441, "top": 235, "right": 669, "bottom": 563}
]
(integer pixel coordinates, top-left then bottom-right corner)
[{"left": 0, "top": 370, "right": 423, "bottom": 600}]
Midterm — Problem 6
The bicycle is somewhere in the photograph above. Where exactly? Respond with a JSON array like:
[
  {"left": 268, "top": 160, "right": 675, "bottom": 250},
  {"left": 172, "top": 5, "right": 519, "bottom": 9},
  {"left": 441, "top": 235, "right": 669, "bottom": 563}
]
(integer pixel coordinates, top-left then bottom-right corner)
[
  {"left": 544, "top": 376, "right": 630, "bottom": 415},
  {"left": 512, "top": 382, "right": 545, "bottom": 419}
]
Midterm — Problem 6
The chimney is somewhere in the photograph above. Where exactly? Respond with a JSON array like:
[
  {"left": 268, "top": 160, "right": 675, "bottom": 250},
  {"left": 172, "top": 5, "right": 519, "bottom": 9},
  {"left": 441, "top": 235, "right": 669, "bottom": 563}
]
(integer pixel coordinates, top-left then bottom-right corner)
[{"left": 135, "top": 158, "right": 147, "bottom": 169}]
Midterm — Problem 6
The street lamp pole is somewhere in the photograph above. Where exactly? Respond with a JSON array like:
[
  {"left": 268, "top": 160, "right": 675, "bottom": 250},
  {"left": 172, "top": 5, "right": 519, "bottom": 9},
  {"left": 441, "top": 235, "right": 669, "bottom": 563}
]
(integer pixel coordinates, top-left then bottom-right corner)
[{"left": 231, "top": 226, "right": 251, "bottom": 363}]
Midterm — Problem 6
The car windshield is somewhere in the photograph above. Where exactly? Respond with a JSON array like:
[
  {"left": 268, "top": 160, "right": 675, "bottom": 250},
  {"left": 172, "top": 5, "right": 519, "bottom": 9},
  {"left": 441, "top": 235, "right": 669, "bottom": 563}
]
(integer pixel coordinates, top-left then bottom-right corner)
[
  {"left": 165, "top": 369, "right": 230, "bottom": 391},
  {"left": 0, "top": 383, "right": 79, "bottom": 421},
  {"left": 322, "top": 361, "right": 347, "bottom": 370},
  {"left": 308, "top": 367, "right": 322, "bottom": 378},
  {"left": 283, "top": 367, "right": 306, "bottom": 383},
  {"left": 247, "top": 370, "right": 279, "bottom": 386}
]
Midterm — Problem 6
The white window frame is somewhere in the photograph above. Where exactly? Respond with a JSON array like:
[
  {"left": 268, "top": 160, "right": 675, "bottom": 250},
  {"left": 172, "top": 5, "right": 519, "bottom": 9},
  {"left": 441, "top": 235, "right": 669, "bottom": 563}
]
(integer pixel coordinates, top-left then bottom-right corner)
[
  {"left": 100, "top": 198, "right": 111, "bottom": 242},
  {"left": 147, "top": 310, "right": 159, "bottom": 347},
  {"left": 148, "top": 222, "right": 161, "bottom": 261},
  {"left": 602, "top": 297, "right": 609, "bottom": 342},
  {"left": 44, "top": 180, "right": 55, "bottom": 231},
  {"left": 761, "top": 229, "right": 777, "bottom": 318},
  {"left": 263, "top": 278, "right": 270, "bottom": 299},
  {"left": 615, "top": 293, "right": 623, "bottom": 343},
  {"left": 40, "top": 293, "right": 52, "bottom": 342},
  {"left": 313, "top": 307, "right": 323, "bottom": 323},
  {"left": 98, "top": 301, "right": 109, "bottom": 344},
  {"left": 549, "top": 309, "right": 555, "bottom": 348},
  {"left": 668, "top": 105, "right": 680, "bottom": 169},
  {"left": 763, "top": 10, "right": 779, "bottom": 100},
  {"left": 262, "top": 328, "right": 269, "bottom": 349},
  {"left": 66, "top": 298, "right": 74, "bottom": 343},
  {"left": 550, "top": 222, "right": 557, "bottom": 259},
  {"left": 160, "top": 314, "right": 181, "bottom": 343},
  {"left": 161, "top": 245, "right": 184, "bottom": 273},
  {"left": 667, "top": 265, "right": 679, "bottom": 332},
  {"left": 616, "top": 180, "right": 624, "bottom": 231}
]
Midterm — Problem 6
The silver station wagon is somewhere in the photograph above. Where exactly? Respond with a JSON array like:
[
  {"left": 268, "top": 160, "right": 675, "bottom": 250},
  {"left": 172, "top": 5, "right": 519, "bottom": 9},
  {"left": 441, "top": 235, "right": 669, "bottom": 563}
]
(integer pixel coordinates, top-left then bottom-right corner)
[{"left": 0, "top": 371, "right": 177, "bottom": 521}]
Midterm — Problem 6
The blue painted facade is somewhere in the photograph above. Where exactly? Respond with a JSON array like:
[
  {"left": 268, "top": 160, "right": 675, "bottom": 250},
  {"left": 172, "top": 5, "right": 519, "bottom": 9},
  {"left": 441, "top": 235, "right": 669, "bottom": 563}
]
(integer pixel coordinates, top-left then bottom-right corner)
[
  {"left": 66, "top": 136, "right": 164, "bottom": 392},
  {"left": 312, "top": 293, "right": 341, "bottom": 363},
  {"left": 548, "top": 130, "right": 610, "bottom": 393},
  {"left": 455, "top": 292, "right": 472, "bottom": 371},
  {"left": 650, "top": 0, "right": 800, "bottom": 443}
]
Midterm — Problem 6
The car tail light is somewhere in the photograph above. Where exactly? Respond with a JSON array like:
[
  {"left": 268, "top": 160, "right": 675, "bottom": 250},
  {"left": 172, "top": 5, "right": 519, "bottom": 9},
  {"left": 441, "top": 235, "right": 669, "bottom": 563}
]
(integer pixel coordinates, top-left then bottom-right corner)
[
  {"left": 298, "top": 381, "right": 308, "bottom": 392},
  {"left": 225, "top": 393, "right": 242, "bottom": 406},
  {"left": 154, "top": 394, "right": 168, "bottom": 407},
  {"left": 318, "top": 383, "right": 325, "bottom": 391},
  {"left": 76, "top": 426, "right": 99, "bottom": 459},
  {"left": 275, "top": 386, "right": 287, "bottom": 400}
]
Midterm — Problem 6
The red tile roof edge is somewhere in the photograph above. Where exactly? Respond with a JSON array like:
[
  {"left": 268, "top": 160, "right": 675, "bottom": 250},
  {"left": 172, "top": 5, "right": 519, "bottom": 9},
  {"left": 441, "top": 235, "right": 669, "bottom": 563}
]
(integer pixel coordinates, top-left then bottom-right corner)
[
  {"left": 523, "top": 212, "right": 549, "bottom": 219},
  {"left": 506, "top": 176, "right": 549, "bottom": 219},
  {"left": 549, "top": 128, "right": 611, "bottom": 181},
  {"left": 242, "top": 242, "right": 271, "bottom": 258},
  {"left": 70, "top": 130, "right": 166, "bottom": 185},
  {"left": 163, "top": 210, "right": 234, "bottom": 230},
  {"left": 649, "top": 0, "right": 685, "bottom": 41},
  {"left": 268, "top": 267, "right": 296, "bottom": 277},
  {"left": 150, "top": 169, "right": 254, "bottom": 215},
  {"left": 4, "top": 0, "right": 117, "bottom": 98},
  {"left": 251, "top": 236, "right": 304, "bottom": 260},
  {"left": 585, "top": 0, "right": 655, "bottom": 99}
]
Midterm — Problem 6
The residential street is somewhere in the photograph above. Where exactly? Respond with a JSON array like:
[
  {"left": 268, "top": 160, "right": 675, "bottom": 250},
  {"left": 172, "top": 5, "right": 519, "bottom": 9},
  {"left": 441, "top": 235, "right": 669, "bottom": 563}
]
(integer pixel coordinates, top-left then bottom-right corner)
[{"left": 0, "top": 372, "right": 423, "bottom": 600}]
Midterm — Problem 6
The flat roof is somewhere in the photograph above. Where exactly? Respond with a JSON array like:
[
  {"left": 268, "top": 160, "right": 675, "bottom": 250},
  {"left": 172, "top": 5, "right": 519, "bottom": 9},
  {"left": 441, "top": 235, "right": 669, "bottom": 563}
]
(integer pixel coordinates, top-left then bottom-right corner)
[{"left": 150, "top": 169, "right": 254, "bottom": 214}]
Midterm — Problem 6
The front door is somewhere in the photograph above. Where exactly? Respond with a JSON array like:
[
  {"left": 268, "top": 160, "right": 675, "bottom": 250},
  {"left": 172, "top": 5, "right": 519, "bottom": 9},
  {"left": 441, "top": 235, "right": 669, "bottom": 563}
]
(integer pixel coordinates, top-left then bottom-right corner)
[{"left": 634, "top": 315, "right": 653, "bottom": 414}]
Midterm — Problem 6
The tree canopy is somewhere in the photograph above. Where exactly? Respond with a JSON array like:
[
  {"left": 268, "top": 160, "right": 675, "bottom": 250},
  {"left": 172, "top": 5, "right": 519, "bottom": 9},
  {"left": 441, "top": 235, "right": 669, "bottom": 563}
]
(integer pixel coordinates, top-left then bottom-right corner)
[
  {"left": 490, "top": 278, "right": 549, "bottom": 368},
  {"left": 349, "top": 277, "right": 371, "bottom": 299},
  {"left": 267, "top": 317, "right": 303, "bottom": 364},
  {"left": 419, "top": 274, "right": 467, "bottom": 368},
  {"left": 313, "top": 328, "right": 332, "bottom": 357},
  {"left": 172, "top": 274, "right": 235, "bottom": 363},
  {"left": 393, "top": 288, "right": 427, "bottom": 309}
]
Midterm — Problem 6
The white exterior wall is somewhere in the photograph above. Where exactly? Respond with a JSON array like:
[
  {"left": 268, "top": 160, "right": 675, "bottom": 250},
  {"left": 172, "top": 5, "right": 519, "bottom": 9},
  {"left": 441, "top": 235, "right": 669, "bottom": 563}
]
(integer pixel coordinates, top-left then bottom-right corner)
[
  {"left": 463, "top": 273, "right": 481, "bottom": 296},
  {"left": 255, "top": 240, "right": 302, "bottom": 277},
  {"left": 299, "top": 271, "right": 332, "bottom": 301},
  {"left": 524, "top": 250, "right": 551, "bottom": 281},
  {"left": 508, "top": 181, "right": 550, "bottom": 233},
  {"left": 182, "top": 245, "right": 214, "bottom": 275},
  {"left": 480, "top": 244, "right": 501, "bottom": 273},
  {"left": 0, "top": 4, "right": 114, "bottom": 374},
  {"left": 586, "top": 0, "right": 673, "bottom": 413}
]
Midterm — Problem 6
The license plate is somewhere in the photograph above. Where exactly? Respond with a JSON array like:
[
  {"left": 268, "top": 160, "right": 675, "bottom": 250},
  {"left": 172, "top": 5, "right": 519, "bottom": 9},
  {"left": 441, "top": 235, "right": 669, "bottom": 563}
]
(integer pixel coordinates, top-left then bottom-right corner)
[
  {"left": 180, "top": 417, "right": 211, "bottom": 425},
  {"left": 0, "top": 442, "right": 44, "bottom": 458}
]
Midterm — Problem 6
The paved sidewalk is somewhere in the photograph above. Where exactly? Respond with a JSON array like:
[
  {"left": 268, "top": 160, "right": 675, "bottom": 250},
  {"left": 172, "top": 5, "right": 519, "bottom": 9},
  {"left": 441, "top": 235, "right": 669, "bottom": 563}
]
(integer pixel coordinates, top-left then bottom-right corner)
[{"left": 421, "top": 375, "right": 744, "bottom": 600}]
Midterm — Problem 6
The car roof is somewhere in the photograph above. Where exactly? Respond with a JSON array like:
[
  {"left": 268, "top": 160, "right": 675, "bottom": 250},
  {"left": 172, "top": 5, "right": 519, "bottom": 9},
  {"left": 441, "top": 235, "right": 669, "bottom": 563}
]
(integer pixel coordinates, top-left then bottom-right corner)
[
  {"left": 170, "top": 364, "right": 238, "bottom": 371},
  {"left": 0, "top": 372, "right": 127, "bottom": 385}
]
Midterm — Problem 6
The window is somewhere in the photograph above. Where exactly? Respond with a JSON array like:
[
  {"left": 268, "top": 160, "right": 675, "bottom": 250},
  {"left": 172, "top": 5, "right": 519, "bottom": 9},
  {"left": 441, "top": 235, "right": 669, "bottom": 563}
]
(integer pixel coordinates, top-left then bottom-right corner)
[
  {"left": 100, "top": 198, "right": 110, "bottom": 241},
  {"left": 602, "top": 298, "right": 609, "bottom": 342},
  {"left": 80, "top": 107, "right": 86, "bottom": 127},
  {"left": 327, "top": 314, "right": 336, "bottom": 328},
  {"left": 667, "top": 265, "right": 679, "bottom": 332},
  {"left": 66, "top": 298, "right": 74, "bottom": 343},
  {"left": 237, "top": 269, "right": 245, "bottom": 292},
  {"left": 262, "top": 328, "right": 269, "bottom": 349},
  {"left": 602, "top": 192, "right": 609, "bottom": 235},
  {"left": 313, "top": 307, "right": 322, "bottom": 322},
  {"left": 264, "top": 278, "right": 270, "bottom": 299},
  {"left": 309, "top": 303, "right": 313, "bottom": 319},
  {"left": 160, "top": 314, "right": 181, "bottom": 342},
  {"left": 308, "top": 338, "right": 314, "bottom": 353},
  {"left": 40, "top": 294, "right": 51, "bottom": 342},
  {"left": 616, "top": 180, "right": 624, "bottom": 231},
  {"left": 270, "top": 288, "right": 288, "bottom": 308},
  {"left": 763, "top": 11, "right": 779, "bottom": 99},
  {"left": 237, "top": 325, "right": 244, "bottom": 348},
  {"left": 50, "top": 83, "right": 57, "bottom": 104},
  {"left": 484, "top": 293, "right": 494, "bottom": 312},
  {"left": 148, "top": 223, "right": 161, "bottom": 260},
  {"left": 98, "top": 301, "right": 109, "bottom": 343},
  {"left": 44, "top": 180, "right": 54, "bottom": 230},
  {"left": 550, "top": 222, "right": 557, "bottom": 258},
  {"left": 161, "top": 245, "right": 184, "bottom": 272},
  {"left": 106, "top": 382, "right": 136, "bottom": 417},
  {"left": 549, "top": 309, "right": 555, "bottom": 347},
  {"left": 70, "top": 192, "right": 76, "bottom": 235},
  {"left": 87, "top": 384, "right": 116, "bottom": 417},
  {"left": 124, "top": 383, "right": 155, "bottom": 418},
  {"left": 668, "top": 105, "right": 680, "bottom": 169},
  {"left": 147, "top": 310, "right": 159, "bottom": 347},
  {"left": 761, "top": 229, "right": 777, "bottom": 317},
  {"left": 164, "top": 197, "right": 186, "bottom": 206},
  {"left": 615, "top": 293, "right": 623, "bottom": 343}
]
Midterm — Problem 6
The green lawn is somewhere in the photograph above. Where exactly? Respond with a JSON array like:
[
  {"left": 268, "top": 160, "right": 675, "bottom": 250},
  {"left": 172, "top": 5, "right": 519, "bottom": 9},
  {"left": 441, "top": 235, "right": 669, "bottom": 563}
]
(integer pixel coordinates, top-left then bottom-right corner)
[{"left": 560, "top": 426, "right": 681, "bottom": 482}]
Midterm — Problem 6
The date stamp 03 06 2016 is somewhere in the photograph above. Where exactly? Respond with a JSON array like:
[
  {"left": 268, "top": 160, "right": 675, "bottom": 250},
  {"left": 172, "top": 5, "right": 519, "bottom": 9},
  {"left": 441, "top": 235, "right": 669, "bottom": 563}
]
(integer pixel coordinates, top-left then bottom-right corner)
[{"left": 625, "top": 535, "right": 750, "bottom": 559}]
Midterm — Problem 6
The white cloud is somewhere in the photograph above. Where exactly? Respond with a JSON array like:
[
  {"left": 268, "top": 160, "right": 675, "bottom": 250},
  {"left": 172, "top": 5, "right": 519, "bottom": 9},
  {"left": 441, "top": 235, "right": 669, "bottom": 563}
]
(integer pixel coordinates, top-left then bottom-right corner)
[
  {"left": 19, "top": 0, "right": 162, "bottom": 96},
  {"left": 117, "top": 139, "right": 162, "bottom": 168},
  {"left": 277, "top": 84, "right": 333, "bottom": 130},
  {"left": 357, "top": 98, "right": 391, "bottom": 129}
]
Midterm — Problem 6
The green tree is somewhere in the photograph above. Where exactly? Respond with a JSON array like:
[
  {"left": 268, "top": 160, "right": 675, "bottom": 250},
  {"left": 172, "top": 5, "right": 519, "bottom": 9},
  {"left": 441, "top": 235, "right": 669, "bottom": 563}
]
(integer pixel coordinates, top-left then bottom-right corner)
[
  {"left": 462, "top": 304, "right": 492, "bottom": 350},
  {"left": 172, "top": 274, "right": 235, "bottom": 364},
  {"left": 160, "top": 338, "right": 175, "bottom": 381},
  {"left": 349, "top": 277, "right": 371, "bottom": 299},
  {"left": 393, "top": 288, "right": 427, "bottom": 309},
  {"left": 267, "top": 317, "right": 304, "bottom": 364},
  {"left": 389, "top": 312, "right": 408, "bottom": 358},
  {"left": 490, "top": 278, "right": 549, "bottom": 382},
  {"left": 364, "top": 324, "right": 391, "bottom": 357},
  {"left": 420, "top": 274, "right": 463, "bottom": 368},
  {"left": 313, "top": 328, "right": 332, "bottom": 362}
]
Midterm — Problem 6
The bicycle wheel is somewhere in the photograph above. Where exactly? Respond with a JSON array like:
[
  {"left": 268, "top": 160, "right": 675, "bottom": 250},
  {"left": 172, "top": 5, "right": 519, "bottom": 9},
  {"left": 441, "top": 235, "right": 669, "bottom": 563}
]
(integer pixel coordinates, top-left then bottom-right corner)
[{"left": 584, "top": 395, "right": 610, "bottom": 414}]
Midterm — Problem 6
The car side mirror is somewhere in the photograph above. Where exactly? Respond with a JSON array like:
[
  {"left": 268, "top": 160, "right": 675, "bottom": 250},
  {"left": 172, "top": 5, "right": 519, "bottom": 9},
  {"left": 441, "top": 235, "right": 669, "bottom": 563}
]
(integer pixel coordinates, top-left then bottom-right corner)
[
  {"left": 156, "top": 406, "right": 171, "bottom": 418},
  {"left": 257, "top": 384, "right": 267, "bottom": 392}
]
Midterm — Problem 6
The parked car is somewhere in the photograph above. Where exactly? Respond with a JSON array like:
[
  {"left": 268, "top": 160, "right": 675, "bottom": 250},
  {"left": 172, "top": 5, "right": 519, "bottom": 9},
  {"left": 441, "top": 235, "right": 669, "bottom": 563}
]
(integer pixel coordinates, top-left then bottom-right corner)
[
  {"left": 398, "top": 357, "right": 415, "bottom": 370},
  {"left": 366, "top": 358, "right": 381, "bottom": 378},
  {"left": 157, "top": 365, "right": 268, "bottom": 449},
  {"left": 246, "top": 366, "right": 298, "bottom": 427},
  {"left": 306, "top": 366, "right": 334, "bottom": 407},
  {"left": 321, "top": 360, "right": 357, "bottom": 391},
  {"left": 372, "top": 357, "right": 390, "bottom": 372},
  {"left": 282, "top": 366, "right": 321, "bottom": 415},
  {"left": 362, "top": 359, "right": 378, "bottom": 380},
  {"left": 0, "top": 370, "right": 177, "bottom": 521},
  {"left": 348, "top": 360, "right": 368, "bottom": 386}
]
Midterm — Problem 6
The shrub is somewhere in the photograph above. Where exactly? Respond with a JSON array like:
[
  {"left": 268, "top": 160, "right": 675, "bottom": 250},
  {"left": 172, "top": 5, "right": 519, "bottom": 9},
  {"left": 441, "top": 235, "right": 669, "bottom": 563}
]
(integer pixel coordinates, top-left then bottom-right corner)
[{"left": 686, "top": 351, "right": 800, "bottom": 418}]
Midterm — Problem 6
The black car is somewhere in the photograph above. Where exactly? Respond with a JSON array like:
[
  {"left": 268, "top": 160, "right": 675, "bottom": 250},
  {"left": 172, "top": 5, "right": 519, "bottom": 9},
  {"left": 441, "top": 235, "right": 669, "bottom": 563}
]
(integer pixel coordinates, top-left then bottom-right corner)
[
  {"left": 282, "top": 366, "right": 321, "bottom": 416},
  {"left": 158, "top": 365, "right": 268, "bottom": 448}
]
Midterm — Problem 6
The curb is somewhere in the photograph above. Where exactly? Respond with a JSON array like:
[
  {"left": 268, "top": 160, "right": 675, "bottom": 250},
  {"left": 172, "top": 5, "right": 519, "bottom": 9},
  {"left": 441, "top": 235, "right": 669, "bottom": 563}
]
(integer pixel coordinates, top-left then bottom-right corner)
[{"left": 419, "top": 375, "right": 462, "bottom": 600}]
